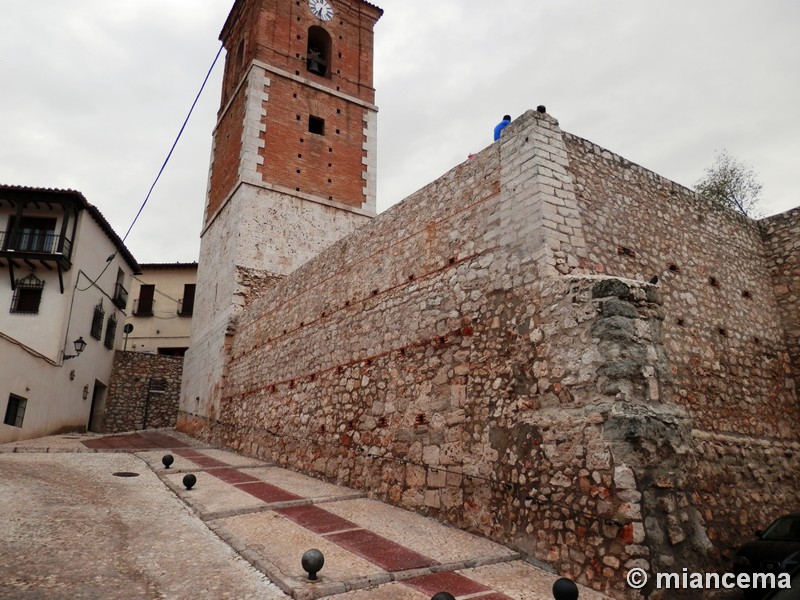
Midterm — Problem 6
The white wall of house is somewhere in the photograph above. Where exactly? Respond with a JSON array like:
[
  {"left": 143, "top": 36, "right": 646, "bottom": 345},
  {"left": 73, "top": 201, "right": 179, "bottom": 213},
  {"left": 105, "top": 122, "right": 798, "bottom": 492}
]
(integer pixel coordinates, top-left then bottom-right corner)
[
  {"left": 124, "top": 264, "right": 196, "bottom": 354},
  {"left": 0, "top": 209, "right": 72, "bottom": 359},
  {"left": 0, "top": 339, "right": 89, "bottom": 440},
  {"left": 1, "top": 202, "right": 136, "bottom": 443}
]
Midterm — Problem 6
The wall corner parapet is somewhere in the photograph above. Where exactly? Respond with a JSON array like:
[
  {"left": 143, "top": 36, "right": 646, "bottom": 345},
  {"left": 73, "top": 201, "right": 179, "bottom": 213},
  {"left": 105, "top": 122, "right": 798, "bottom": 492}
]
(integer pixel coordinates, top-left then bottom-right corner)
[{"left": 496, "top": 110, "right": 590, "bottom": 280}]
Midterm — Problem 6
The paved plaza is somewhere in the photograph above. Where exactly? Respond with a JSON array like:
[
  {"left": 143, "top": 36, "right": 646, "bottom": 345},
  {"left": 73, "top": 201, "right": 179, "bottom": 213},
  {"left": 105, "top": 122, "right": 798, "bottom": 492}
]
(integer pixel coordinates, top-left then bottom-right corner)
[{"left": 0, "top": 430, "right": 615, "bottom": 600}]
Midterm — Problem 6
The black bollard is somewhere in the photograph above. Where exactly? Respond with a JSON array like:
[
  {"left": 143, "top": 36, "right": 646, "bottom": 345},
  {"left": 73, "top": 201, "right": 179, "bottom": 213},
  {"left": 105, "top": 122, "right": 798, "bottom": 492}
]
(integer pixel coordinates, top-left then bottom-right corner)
[
  {"left": 431, "top": 593, "right": 456, "bottom": 600},
  {"left": 162, "top": 454, "right": 174, "bottom": 469},
  {"left": 552, "top": 577, "right": 579, "bottom": 600},
  {"left": 301, "top": 549, "right": 324, "bottom": 581},
  {"left": 182, "top": 473, "right": 197, "bottom": 490}
]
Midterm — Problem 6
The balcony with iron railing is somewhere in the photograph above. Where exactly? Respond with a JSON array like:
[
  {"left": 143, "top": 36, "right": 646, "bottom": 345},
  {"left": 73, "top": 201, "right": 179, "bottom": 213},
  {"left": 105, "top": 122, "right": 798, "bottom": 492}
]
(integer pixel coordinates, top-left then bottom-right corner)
[
  {"left": 132, "top": 297, "right": 154, "bottom": 316},
  {"left": 0, "top": 230, "right": 74, "bottom": 270},
  {"left": 178, "top": 296, "right": 194, "bottom": 316}
]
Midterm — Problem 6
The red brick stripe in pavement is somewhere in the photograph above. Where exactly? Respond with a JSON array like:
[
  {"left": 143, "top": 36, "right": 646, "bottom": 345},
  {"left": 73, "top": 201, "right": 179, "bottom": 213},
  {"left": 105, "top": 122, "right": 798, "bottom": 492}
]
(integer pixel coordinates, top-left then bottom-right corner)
[
  {"left": 403, "top": 571, "right": 494, "bottom": 596},
  {"left": 97, "top": 443, "right": 513, "bottom": 598},
  {"left": 276, "top": 504, "right": 358, "bottom": 534},
  {"left": 210, "top": 468, "right": 262, "bottom": 485},
  {"left": 81, "top": 432, "right": 190, "bottom": 450},
  {"left": 235, "top": 481, "right": 302, "bottom": 503},
  {"left": 140, "top": 431, "right": 191, "bottom": 447},
  {"left": 403, "top": 572, "right": 514, "bottom": 599},
  {"left": 172, "top": 448, "right": 230, "bottom": 468},
  {"left": 325, "top": 528, "right": 437, "bottom": 572}
]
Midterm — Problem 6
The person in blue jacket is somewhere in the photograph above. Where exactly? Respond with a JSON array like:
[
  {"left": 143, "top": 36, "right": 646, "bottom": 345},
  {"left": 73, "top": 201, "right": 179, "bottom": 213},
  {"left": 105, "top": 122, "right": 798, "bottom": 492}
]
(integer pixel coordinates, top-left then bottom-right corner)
[{"left": 493, "top": 114, "right": 512, "bottom": 141}]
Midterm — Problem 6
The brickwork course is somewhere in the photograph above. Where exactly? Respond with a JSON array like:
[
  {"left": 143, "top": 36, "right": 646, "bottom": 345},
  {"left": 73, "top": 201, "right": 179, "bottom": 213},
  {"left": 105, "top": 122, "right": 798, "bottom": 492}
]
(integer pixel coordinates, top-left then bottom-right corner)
[{"left": 179, "top": 107, "right": 800, "bottom": 599}]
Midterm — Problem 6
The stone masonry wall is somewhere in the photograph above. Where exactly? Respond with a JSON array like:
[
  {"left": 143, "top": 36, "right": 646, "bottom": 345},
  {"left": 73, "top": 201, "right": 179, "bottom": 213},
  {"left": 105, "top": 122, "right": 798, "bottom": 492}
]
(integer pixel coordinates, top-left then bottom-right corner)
[
  {"left": 563, "top": 132, "right": 797, "bottom": 439},
  {"left": 562, "top": 133, "right": 800, "bottom": 577},
  {"left": 178, "top": 110, "right": 800, "bottom": 598},
  {"left": 105, "top": 351, "right": 183, "bottom": 433},
  {"left": 762, "top": 207, "right": 800, "bottom": 383}
]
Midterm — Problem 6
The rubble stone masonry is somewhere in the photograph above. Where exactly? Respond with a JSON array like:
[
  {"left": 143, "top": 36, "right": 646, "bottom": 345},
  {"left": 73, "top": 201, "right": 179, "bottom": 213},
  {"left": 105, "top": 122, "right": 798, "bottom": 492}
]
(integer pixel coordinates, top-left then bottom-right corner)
[
  {"left": 178, "top": 110, "right": 800, "bottom": 598},
  {"left": 762, "top": 207, "right": 800, "bottom": 382},
  {"left": 105, "top": 351, "right": 183, "bottom": 433}
]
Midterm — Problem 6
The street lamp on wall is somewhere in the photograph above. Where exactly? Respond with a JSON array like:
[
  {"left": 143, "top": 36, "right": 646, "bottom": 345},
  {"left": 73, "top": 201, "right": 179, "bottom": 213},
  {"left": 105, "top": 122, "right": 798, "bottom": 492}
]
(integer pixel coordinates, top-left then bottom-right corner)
[
  {"left": 83, "top": 385, "right": 89, "bottom": 400},
  {"left": 64, "top": 337, "right": 87, "bottom": 361}
]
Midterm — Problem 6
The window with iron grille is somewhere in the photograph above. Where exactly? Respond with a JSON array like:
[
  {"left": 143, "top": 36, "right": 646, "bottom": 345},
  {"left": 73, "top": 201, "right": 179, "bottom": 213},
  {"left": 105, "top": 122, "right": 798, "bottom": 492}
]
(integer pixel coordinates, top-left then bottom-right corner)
[
  {"left": 90, "top": 302, "right": 104, "bottom": 340},
  {"left": 104, "top": 314, "right": 117, "bottom": 349},
  {"left": 4, "top": 394, "right": 27, "bottom": 428},
  {"left": 10, "top": 274, "right": 45, "bottom": 314}
]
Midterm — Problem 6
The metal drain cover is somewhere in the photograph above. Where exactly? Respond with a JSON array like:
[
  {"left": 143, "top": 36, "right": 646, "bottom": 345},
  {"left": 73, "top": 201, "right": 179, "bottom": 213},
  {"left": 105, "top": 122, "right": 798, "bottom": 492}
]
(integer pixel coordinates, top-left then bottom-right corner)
[{"left": 112, "top": 472, "right": 140, "bottom": 478}]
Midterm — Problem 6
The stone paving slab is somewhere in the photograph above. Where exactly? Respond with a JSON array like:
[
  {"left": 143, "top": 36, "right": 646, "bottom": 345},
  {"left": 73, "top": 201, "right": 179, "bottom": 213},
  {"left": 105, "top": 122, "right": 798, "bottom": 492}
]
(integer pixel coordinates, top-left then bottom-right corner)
[
  {"left": 242, "top": 466, "right": 366, "bottom": 502},
  {"left": 403, "top": 571, "right": 511, "bottom": 598},
  {"left": 81, "top": 430, "right": 192, "bottom": 450},
  {"left": 0, "top": 452, "right": 288, "bottom": 600},
  {"left": 161, "top": 458, "right": 366, "bottom": 519},
  {"left": 321, "top": 497, "right": 519, "bottom": 567},
  {"left": 215, "top": 511, "right": 388, "bottom": 599},
  {"left": 208, "top": 496, "right": 523, "bottom": 599},
  {"left": 277, "top": 504, "right": 363, "bottom": 535},
  {"left": 136, "top": 448, "right": 268, "bottom": 471},
  {"left": 0, "top": 432, "right": 100, "bottom": 453},
  {"left": 164, "top": 470, "right": 269, "bottom": 515},
  {"left": 323, "top": 581, "right": 430, "bottom": 599},
  {"left": 0, "top": 430, "right": 207, "bottom": 454},
  {"left": 199, "top": 448, "right": 270, "bottom": 466},
  {"left": 465, "top": 560, "right": 613, "bottom": 600},
  {"left": 324, "top": 528, "right": 437, "bottom": 571}
]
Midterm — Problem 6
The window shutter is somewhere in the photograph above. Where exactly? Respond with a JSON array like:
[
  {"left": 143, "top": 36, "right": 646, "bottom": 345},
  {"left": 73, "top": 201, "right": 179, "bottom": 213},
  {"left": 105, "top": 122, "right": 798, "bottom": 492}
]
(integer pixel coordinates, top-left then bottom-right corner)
[
  {"left": 136, "top": 284, "right": 155, "bottom": 316},
  {"left": 180, "top": 284, "right": 196, "bottom": 316}
]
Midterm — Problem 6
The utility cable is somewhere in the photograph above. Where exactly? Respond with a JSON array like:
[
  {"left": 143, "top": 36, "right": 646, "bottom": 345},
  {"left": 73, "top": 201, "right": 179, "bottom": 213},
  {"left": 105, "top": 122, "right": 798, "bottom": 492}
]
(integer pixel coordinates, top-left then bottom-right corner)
[
  {"left": 77, "top": 43, "right": 224, "bottom": 292},
  {"left": 121, "top": 43, "right": 224, "bottom": 243}
]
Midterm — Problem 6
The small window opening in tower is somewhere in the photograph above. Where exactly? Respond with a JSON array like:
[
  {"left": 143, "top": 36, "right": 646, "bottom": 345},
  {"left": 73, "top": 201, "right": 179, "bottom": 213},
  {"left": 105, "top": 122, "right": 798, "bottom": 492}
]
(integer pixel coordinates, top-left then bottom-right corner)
[
  {"left": 309, "top": 116, "right": 325, "bottom": 135},
  {"left": 307, "top": 26, "right": 332, "bottom": 77},
  {"left": 236, "top": 40, "right": 245, "bottom": 70}
]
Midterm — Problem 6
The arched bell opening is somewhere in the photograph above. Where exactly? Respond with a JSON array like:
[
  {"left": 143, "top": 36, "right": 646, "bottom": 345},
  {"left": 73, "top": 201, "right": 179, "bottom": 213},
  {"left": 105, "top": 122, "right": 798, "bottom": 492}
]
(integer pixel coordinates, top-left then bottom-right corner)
[{"left": 307, "top": 26, "right": 332, "bottom": 77}]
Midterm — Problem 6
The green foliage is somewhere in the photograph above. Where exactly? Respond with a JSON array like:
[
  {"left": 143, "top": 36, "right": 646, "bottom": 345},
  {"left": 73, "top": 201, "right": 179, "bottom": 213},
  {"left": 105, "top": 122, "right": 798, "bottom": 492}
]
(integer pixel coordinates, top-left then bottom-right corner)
[{"left": 695, "top": 149, "right": 763, "bottom": 218}]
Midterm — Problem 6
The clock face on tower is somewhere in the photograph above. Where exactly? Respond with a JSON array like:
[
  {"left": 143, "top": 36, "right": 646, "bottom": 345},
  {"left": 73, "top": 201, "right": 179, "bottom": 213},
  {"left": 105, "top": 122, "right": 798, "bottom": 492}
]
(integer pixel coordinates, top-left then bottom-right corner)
[{"left": 308, "top": 0, "right": 334, "bottom": 21}]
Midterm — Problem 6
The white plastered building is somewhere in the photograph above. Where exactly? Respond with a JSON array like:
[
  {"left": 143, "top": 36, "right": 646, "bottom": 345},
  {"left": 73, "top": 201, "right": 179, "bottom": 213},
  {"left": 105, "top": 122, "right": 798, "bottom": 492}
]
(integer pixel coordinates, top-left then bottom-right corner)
[{"left": 0, "top": 185, "right": 140, "bottom": 443}]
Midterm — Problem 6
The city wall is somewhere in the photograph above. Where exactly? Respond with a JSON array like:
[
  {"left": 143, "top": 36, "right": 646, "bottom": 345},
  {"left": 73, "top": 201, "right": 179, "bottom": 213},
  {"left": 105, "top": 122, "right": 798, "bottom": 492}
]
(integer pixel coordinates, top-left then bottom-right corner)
[{"left": 178, "top": 110, "right": 800, "bottom": 597}]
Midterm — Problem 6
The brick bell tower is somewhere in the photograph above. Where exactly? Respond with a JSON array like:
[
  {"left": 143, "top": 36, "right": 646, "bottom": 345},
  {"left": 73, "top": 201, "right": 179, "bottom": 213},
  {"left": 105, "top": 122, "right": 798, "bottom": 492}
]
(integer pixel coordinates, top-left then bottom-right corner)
[{"left": 180, "top": 0, "right": 383, "bottom": 424}]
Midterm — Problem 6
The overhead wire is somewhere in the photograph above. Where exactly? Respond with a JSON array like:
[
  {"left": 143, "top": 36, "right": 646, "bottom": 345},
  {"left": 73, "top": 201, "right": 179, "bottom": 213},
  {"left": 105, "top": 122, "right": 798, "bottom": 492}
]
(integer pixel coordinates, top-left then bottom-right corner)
[
  {"left": 121, "top": 43, "right": 224, "bottom": 244},
  {"left": 77, "top": 43, "right": 224, "bottom": 292}
]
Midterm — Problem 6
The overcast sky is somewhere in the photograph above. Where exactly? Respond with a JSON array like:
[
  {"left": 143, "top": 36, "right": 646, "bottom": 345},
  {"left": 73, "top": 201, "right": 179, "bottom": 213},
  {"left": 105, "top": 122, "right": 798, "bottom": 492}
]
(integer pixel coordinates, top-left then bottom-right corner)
[{"left": 1, "top": 1, "right": 798, "bottom": 264}]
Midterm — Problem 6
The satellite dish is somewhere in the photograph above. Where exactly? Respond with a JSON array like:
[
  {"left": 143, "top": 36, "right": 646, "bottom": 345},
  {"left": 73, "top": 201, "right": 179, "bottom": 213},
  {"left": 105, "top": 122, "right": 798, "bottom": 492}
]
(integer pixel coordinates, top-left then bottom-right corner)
[{"left": 123, "top": 323, "right": 134, "bottom": 334}]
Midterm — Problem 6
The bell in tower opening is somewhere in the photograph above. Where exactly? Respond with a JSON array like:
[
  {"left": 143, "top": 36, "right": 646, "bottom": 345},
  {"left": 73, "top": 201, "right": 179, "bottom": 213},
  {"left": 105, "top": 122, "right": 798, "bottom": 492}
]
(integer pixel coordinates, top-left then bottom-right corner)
[{"left": 307, "top": 26, "right": 331, "bottom": 77}]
